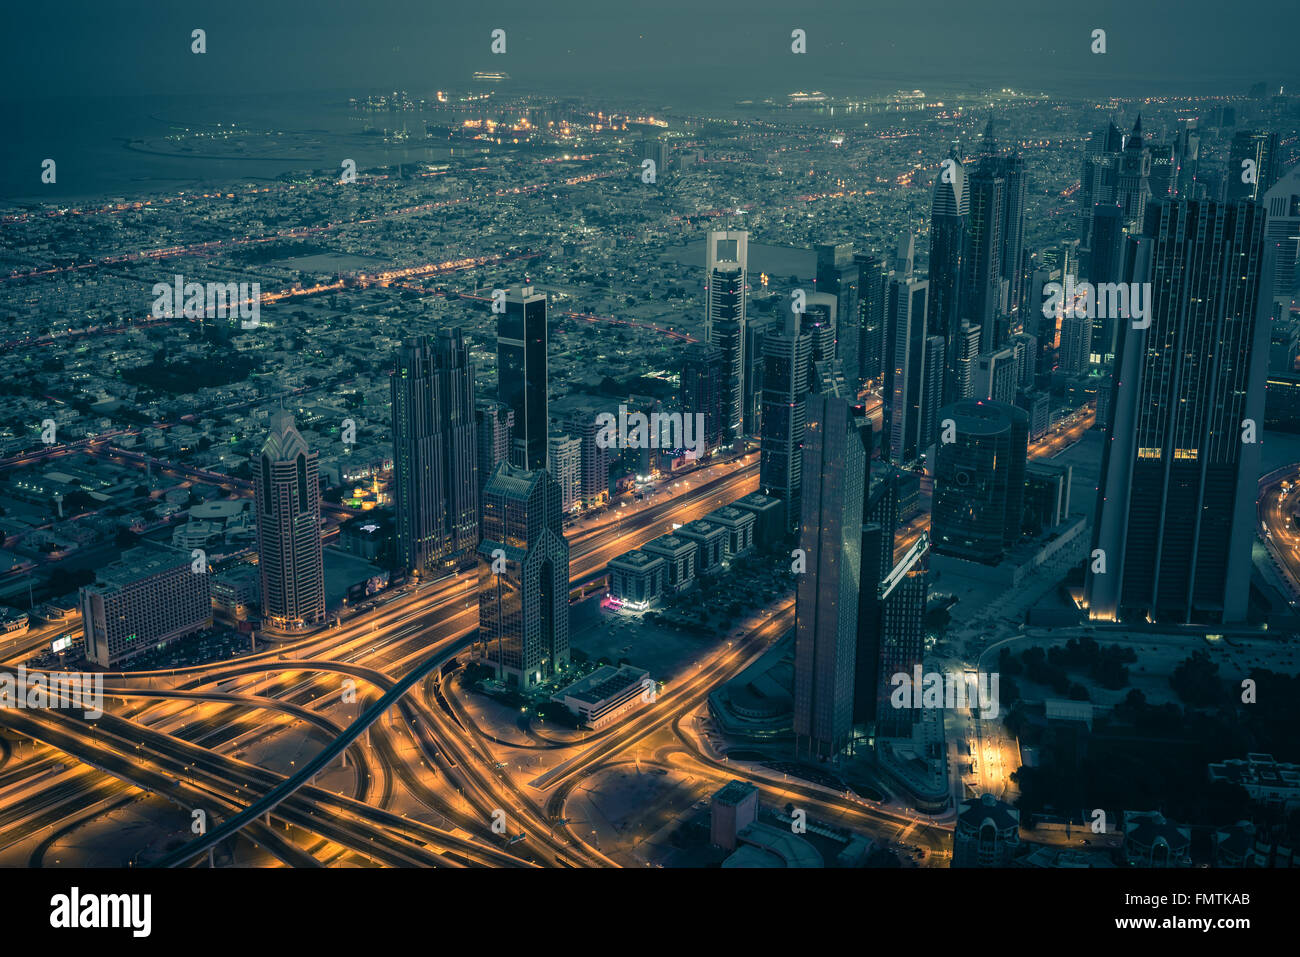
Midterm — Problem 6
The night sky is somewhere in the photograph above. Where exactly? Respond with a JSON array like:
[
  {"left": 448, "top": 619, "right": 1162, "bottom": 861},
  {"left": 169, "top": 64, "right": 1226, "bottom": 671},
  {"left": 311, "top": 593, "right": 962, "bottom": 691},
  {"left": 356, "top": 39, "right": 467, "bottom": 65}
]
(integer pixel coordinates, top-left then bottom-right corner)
[{"left": 3, "top": 0, "right": 1299, "bottom": 101}]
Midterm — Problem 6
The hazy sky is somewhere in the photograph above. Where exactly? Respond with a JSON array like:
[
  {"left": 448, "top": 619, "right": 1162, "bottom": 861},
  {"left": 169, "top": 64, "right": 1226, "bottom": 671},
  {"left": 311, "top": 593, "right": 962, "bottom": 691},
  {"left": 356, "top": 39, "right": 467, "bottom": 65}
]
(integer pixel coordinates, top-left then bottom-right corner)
[{"left": 3, "top": 0, "right": 1299, "bottom": 101}]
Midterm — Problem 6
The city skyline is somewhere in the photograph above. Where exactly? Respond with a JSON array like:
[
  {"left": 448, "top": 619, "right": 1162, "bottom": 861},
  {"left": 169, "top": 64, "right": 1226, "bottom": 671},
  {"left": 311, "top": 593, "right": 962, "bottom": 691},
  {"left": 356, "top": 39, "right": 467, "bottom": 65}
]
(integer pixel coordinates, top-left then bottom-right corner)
[{"left": 2, "top": 10, "right": 1300, "bottom": 929}]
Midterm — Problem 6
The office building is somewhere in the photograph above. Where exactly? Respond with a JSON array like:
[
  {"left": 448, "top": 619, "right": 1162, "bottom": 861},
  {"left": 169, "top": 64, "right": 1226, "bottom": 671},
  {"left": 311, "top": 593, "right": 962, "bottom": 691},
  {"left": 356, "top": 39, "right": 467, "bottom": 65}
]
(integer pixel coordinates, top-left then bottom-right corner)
[
  {"left": 704, "top": 230, "right": 749, "bottom": 444},
  {"left": 870, "top": 534, "right": 929, "bottom": 737},
  {"left": 391, "top": 331, "right": 479, "bottom": 577},
  {"left": 1262, "top": 161, "right": 1300, "bottom": 323},
  {"left": 1087, "top": 198, "right": 1269, "bottom": 623},
  {"left": 855, "top": 251, "right": 889, "bottom": 387},
  {"left": 1226, "top": 130, "right": 1279, "bottom": 203},
  {"left": 793, "top": 394, "right": 866, "bottom": 759},
  {"left": 760, "top": 312, "right": 812, "bottom": 531},
  {"left": 929, "top": 151, "right": 968, "bottom": 405},
  {"left": 475, "top": 399, "right": 514, "bottom": 519},
  {"left": 254, "top": 410, "right": 325, "bottom": 630},
  {"left": 932, "top": 400, "right": 1029, "bottom": 565},
  {"left": 641, "top": 534, "right": 698, "bottom": 594},
  {"left": 608, "top": 550, "right": 666, "bottom": 609},
  {"left": 80, "top": 542, "right": 211, "bottom": 669},
  {"left": 498, "top": 285, "right": 549, "bottom": 470},
  {"left": 564, "top": 408, "right": 612, "bottom": 509},
  {"left": 478, "top": 463, "right": 570, "bottom": 688},
  {"left": 547, "top": 432, "right": 582, "bottom": 512},
  {"left": 1116, "top": 116, "right": 1152, "bottom": 231},
  {"left": 680, "top": 342, "right": 727, "bottom": 457},
  {"left": 887, "top": 268, "right": 939, "bottom": 465}
]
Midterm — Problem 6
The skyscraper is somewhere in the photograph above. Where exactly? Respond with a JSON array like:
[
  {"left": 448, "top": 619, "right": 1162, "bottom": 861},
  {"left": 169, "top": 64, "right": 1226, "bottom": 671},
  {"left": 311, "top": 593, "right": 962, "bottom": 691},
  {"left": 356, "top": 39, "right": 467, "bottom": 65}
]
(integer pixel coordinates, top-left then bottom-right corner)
[
  {"left": 478, "top": 463, "right": 570, "bottom": 688},
  {"left": 759, "top": 312, "right": 812, "bottom": 532},
  {"left": 1116, "top": 116, "right": 1152, "bottom": 231},
  {"left": 498, "top": 285, "right": 549, "bottom": 470},
  {"left": 793, "top": 394, "right": 866, "bottom": 759},
  {"left": 564, "top": 408, "right": 612, "bottom": 510},
  {"left": 928, "top": 151, "right": 968, "bottom": 406},
  {"left": 704, "top": 229, "right": 749, "bottom": 444},
  {"left": 255, "top": 410, "right": 325, "bottom": 630},
  {"left": 1079, "top": 119, "right": 1125, "bottom": 248},
  {"left": 815, "top": 242, "right": 857, "bottom": 373},
  {"left": 1088, "top": 203, "right": 1126, "bottom": 362},
  {"left": 1086, "top": 198, "right": 1269, "bottom": 623},
  {"left": 965, "top": 158, "right": 1006, "bottom": 353},
  {"left": 475, "top": 399, "right": 514, "bottom": 519},
  {"left": 871, "top": 534, "right": 929, "bottom": 738},
  {"left": 854, "top": 251, "right": 889, "bottom": 388},
  {"left": 392, "top": 330, "right": 479, "bottom": 577},
  {"left": 680, "top": 342, "right": 727, "bottom": 457},
  {"left": 931, "top": 400, "right": 1028, "bottom": 566},
  {"left": 547, "top": 432, "right": 582, "bottom": 512},
  {"left": 887, "top": 269, "right": 939, "bottom": 465},
  {"left": 1262, "top": 162, "right": 1300, "bottom": 323},
  {"left": 1226, "top": 130, "right": 1280, "bottom": 203}
]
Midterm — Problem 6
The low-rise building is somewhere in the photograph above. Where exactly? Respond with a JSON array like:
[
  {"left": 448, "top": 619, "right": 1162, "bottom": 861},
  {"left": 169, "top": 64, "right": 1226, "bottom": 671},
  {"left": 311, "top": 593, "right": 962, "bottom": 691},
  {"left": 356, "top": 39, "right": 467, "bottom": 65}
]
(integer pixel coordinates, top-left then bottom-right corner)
[
  {"left": 79, "top": 541, "right": 211, "bottom": 669},
  {"left": 706, "top": 505, "right": 756, "bottom": 560},
  {"left": 732, "top": 491, "right": 784, "bottom": 550},
  {"left": 607, "top": 549, "right": 666, "bottom": 609},
  {"left": 552, "top": 664, "right": 652, "bottom": 730},
  {"left": 641, "top": 534, "right": 697, "bottom": 594},
  {"left": 676, "top": 519, "right": 727, "bottom": 572}
]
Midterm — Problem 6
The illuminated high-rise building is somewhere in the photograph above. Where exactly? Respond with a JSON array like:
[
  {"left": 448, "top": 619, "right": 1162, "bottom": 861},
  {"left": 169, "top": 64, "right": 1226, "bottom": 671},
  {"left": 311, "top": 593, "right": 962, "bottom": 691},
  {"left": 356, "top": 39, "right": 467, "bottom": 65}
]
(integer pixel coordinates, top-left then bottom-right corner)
[
  {"left": 478, "top": 463, "right": 570, "bottom": 689},
  {"left": 931, "top": 400, "right": 1028, "bottom": 566},
  {"left": 760, "top": 312, "right": 812, "bottom": 532},
  {"left": 254, "top": 410, "right": 325, "bottom": 630},
  {"left": 498, "top": 285, "right": 549, "bottom": 470},
  {"left": 392, "top": 330, "right": 479, "bottom": 576},
  {"left": 793, "top": 394, "right": 866, "bottom": 759},
  {"left": 929, "top": 150, "right": 968, "bottom": 405},
  {"left": 1086, "top": 198, "right": 1269, "bottom": 623},
  {"left": 704, "top": 230, "right": 749, "bottom": 444}
]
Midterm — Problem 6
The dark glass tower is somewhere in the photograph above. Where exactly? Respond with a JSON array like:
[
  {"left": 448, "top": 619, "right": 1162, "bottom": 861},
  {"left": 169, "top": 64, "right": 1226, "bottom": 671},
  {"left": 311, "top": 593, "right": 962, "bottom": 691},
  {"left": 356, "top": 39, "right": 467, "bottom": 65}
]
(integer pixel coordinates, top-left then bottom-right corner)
[
  {"left": 931, "top": 400, "right": 1029, "bottom": 565},
  {"left": 929, "top": 153, "right": 968, "bottom": 406},
  {"left": 854, "top": 252, "right": 889, "bottom": 388},
  {"left": 478, "top": 463, "right": 570, "bottom": 688},
  {"left": 705, "top": 230, "right": 749, "bottom": 444},
  {"left": 392, "top": 330, "right": 479, "bottom": 577},
  {"left": 1086, "top": 199, "right": 1269, "bottom": 623},
  {"left": 759, "top": 313, "right": 812, "bottom": 533},
  {"left": 793, "top": 394, "right": 866, "bottom": 759},
  {"left": 965, "top": 159, "right": 1006, "bottom": 354},
  {"left": 680, "top": 342, "right": 727, "bottom": 457},
  {"left": 255, "top": 410, "right": 325, "bottom": 630},
  {"left": 498, "top": 285, "right": 549, "bottom": 471}
]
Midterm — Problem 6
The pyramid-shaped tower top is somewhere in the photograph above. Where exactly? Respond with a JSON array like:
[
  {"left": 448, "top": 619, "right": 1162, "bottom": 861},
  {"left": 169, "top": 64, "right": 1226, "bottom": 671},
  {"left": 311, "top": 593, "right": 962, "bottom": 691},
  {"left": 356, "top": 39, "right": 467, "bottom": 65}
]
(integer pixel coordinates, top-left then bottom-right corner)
[
  {"left": 981, "top": 114, "right": 997, "bottom": 154},
  {"left": 1126, "top": 115, "right": 1144, "bottom": 149},
  {"left": 262, "top": 409, "right": 310, "bottom": 462}
]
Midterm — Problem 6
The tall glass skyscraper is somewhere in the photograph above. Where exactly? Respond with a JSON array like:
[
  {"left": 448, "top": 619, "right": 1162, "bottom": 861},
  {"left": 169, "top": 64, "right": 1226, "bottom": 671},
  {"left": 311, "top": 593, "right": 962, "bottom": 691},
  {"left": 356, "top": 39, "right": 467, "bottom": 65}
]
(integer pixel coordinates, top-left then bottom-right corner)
[
  {"left": 478, "top": 463, "right": 571, "bottom": 689},
  {"left": 759, "top": 311, "right": 812, "bottom": 533},
  {"left": 793, "top": 393, "right": 866, "bottom": 759},
  {"left": 498, "top": 285, "right": 549, "bottom": 471},
  {"left": 1086, "top": 198, "right": 1270, "bottom": 623},
  {"left": 392, "top": 330, "right": 479, "bottom": 577},
  {"left": 931, "top": 400, "right": 1029, "bottom": 566},
  {"left": 928, "top": 151, "right": 968, "bottom": 406},
  {"left": 704, "top": 229, "right": 749, "bottom": 444},
  {"left": 255, "top": 410, "right": 325, "bottom": 630}
]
